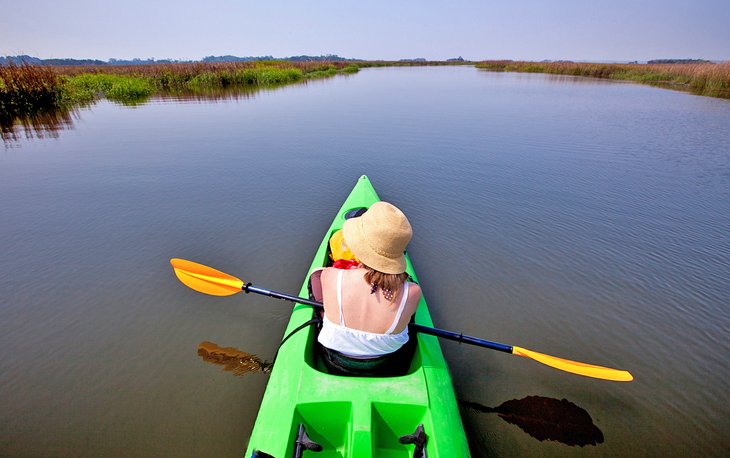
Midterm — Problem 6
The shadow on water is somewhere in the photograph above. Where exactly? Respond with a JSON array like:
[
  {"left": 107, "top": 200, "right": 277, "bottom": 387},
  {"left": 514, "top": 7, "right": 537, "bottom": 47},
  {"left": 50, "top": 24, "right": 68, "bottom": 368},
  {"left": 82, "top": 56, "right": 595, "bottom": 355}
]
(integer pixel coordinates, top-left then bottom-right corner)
[
  {"left": 195, "top": 342, "right": 604, "bottom": 448},
  {"left": 197, "top": 341, "right": 273, "bottom": 376},
  {"left": 195, "top": 342, "right": 605, "bottom": 447},
  {"left": 460, "top": 396, "right": 604, "bottom": 447}
]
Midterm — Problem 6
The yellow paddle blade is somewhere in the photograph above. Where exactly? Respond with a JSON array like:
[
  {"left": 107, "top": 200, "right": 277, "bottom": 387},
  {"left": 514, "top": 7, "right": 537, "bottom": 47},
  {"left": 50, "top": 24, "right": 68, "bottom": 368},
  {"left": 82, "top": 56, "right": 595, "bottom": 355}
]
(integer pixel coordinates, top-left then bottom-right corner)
[
  {"left": 512, "top": 346, "right": 634, "bottom": 382},
  {"left": 170, "top": 258, "right": 244, "bottom": 296}
]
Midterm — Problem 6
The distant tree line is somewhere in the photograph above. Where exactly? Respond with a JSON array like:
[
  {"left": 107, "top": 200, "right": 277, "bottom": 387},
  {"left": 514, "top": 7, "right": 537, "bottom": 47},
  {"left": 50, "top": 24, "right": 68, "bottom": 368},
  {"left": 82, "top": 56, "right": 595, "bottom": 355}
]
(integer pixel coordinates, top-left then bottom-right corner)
[
  {"left": 400, "top": 57, "right": 467, "bottom": 62},
  {"left": 647, "top": 59, "right": 712, "bottom": 64},
  {"left": 201, "top": 55, "right": 274, "bottom": 63},
  {"left": 285, "top": 55, "right": 358, "bottom": 62},
  {"left": 2, "top": 55, "right": 716, "bottom": 67},
  {"left": 0, "top": 54, "right": 362, "bottom": 66},
  {"left": 205, "top": 54, "right": 359, "bottom": 62},
  {"left": 0, "top": 55, "right": 189, "bottom": 66}
]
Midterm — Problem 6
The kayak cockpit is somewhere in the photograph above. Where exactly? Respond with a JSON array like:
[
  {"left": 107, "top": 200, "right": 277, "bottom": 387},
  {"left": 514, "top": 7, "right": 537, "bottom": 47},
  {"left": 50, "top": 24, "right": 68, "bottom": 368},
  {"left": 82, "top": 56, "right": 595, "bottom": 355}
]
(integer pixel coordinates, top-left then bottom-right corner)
[{"left": 301, "top": 264, "right": 424, "bottom": 378}]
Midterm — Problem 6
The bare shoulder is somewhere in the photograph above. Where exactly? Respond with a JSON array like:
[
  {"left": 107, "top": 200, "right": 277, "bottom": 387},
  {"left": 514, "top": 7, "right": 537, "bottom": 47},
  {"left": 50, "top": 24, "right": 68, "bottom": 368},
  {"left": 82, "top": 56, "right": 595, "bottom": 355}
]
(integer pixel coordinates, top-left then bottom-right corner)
[
  {"left": 408, "top": 281, "right": 422, "bottom": 296},
  {"left": 318, "top": 268, "right": 340, "bottom": 315},
  {"left": 406, "top": 282, "right": 422, "bottom": 309},
  {"left": 320, "top": 267, "right": 337, "bottom": 284}
]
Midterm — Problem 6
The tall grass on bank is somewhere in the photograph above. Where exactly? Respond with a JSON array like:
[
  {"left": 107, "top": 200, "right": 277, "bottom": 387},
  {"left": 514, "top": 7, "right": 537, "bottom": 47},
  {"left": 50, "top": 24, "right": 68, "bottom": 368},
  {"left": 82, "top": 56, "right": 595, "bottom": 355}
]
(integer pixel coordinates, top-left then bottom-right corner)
[
  {"left": 3, "top": 61, "right": 360, "bottom": 109},
  {"left": 1, "top": 61, "right": 361, "bottom": 133},
  {"left": 53, "top": 61, "right": 357, "bottom": 91},
  {"left": 186, "top": 66, "right": 304, "bottom": 89},
  {"left": 475, "top": 61, "right": 730, "bottom": 99},
  {"left": 0, "top": 63, "right": 63, "bottom": 122},
  {"left": 62, "top": 74, "right": 154, "bottom": 105}
]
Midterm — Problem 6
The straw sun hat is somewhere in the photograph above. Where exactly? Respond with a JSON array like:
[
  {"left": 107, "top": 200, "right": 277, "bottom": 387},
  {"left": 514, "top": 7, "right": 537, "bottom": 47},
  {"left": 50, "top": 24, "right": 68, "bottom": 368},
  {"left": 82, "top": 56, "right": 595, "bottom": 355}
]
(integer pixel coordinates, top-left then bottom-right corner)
[{"left": 342, "top": 201, "right": 413, "bottom": 274}]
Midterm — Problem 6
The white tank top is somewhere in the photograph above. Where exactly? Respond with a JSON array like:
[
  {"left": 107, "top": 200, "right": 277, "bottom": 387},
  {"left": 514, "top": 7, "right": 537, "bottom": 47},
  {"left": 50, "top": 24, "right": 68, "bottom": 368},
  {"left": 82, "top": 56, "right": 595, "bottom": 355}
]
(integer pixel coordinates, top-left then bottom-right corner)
[{"left": 318, "top": 270, "right": 410, "bottom": 357}]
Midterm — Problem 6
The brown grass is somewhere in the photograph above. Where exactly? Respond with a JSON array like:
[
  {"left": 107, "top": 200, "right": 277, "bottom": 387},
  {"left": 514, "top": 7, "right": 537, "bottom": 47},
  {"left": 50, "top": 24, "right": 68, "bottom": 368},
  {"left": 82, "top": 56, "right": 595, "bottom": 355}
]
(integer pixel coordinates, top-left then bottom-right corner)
[
  {"left": 1, "top": 60, "right": 357, "bottom": 133},
  {"left": 47, "top": 60, "right": 353, "bottom": 77},
  {"left": 475, "top": 61, "right": 730, "bottom": 98},
  {"left": 0, "top": 63, "right": 63, "bottom": 118}
]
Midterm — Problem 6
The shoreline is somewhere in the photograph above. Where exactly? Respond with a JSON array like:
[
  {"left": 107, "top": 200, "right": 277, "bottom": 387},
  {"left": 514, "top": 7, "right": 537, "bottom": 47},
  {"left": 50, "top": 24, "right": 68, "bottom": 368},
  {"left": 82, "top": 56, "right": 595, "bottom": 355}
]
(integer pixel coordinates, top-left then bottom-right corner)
[
  {"left": 3, "top": 59, "right": 729, "bottom": 136},
  {"left": 0, "top": 61, "right": 360, "bottom": 127},
  {"left": 475, "top": 60, "right": 730, "bottom": 99}
]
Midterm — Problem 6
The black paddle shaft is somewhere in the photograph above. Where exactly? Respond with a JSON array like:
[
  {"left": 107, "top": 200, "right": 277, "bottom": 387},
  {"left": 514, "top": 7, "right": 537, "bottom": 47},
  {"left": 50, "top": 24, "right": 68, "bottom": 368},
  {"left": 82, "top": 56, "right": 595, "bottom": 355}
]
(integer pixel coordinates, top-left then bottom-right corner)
[
  {"left": 244, "top": 284, "right": 324, "bottom": 309},
  {"left": 410, "top": 324, "right": 513, "bottom": 354},
  {"left": 242, "top": 283, "right": 514, "bottom": 354}
]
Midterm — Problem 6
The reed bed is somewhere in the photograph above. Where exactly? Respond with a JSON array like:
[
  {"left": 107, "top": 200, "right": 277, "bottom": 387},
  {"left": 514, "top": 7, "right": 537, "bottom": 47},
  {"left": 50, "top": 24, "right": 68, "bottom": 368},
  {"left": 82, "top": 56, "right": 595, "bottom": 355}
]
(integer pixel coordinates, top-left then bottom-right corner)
[
  {"left": 0, "top": 63, "right": 64, "bottom": 122},
  {"left": 6, "top": 61, "right": 357, "bottom": 104},
  {"left": 1, "top": 61, "right": 361, "bottom": 130},
  {"left": 49, "top": 61, "right": 356, "bottom": 91},
  {"left": 56, "top": 62, "right": 348, "bottom": 100},
  {"left": 62, "top": 74, "right": 154, "bottom": 105},
  {"left": 475, "top": 61, "right": 730, "bottom": 98}
]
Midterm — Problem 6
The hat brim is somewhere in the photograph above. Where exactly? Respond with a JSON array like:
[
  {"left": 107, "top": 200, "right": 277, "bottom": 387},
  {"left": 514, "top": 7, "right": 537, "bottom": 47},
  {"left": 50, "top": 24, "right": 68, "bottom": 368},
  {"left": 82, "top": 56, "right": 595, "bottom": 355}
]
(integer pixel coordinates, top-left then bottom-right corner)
[{"left": 342, "top": 216, "right": 407, "bottom": 274}]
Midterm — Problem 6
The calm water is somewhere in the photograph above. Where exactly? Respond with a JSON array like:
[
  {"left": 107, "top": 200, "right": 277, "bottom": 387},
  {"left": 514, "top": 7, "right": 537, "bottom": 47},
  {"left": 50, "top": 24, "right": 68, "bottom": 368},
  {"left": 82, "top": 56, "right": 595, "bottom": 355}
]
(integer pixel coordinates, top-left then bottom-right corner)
[{"left": 1, "top": 67, "right": 729, "bottom": 457}]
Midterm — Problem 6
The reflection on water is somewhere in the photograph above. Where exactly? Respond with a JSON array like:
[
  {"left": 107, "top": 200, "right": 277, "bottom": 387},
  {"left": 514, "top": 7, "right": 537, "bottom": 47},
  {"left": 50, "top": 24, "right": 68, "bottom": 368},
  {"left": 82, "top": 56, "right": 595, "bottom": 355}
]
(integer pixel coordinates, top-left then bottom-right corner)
[
  {"left": 1, "top": 108, "right": 80, "bottom": 143},
  {"left": 460, "top": 396, "right": 604, "bottom": 447},
  {"left": 1, "top": 78, "right": 329, "bottom": 144},
  {"left": 197, "top": 341, "right": 273, "bottom": 376},
  {"left": 158, "top": 84, "right": 276, "bottom": 103}
]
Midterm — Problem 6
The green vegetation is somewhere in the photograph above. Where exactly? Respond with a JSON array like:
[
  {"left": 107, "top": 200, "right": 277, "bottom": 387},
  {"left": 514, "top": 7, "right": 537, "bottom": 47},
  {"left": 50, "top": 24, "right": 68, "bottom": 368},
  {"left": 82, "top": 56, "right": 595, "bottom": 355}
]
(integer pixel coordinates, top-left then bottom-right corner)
[
  {"left": 61, "top": 73, "right": 154, "bottom": 104},
  {"left": 7, "top": 57, "right": 727, "bottom": 134},
  {"left": 341, "top": 65, "right": 360, "bottom": 74},
  {"left": 304, "top": 66, "right": 338, "bottom": 79},
  {"left": 185, "top": 67, "right": 304, "bottom": 89},
  {"left": 1, "top": 61, "right": 362, "bottom": 127},
  {"left": 475, "top": 60, "right": 730, "bottom": 99}
]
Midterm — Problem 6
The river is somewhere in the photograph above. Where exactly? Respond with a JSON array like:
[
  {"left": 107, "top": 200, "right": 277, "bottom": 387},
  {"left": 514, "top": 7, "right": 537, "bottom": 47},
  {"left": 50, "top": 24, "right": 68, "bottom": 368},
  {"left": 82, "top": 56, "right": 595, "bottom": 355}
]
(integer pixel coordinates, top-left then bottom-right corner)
[{"left": 1, "top": 66, "right": 728, "bottom": 457}]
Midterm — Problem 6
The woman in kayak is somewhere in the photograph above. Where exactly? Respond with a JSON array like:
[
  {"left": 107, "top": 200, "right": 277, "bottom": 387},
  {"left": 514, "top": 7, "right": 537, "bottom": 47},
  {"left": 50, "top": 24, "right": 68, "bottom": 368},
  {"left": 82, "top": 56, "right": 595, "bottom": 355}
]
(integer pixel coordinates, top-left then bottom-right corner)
[{"left": 315, "top": 201, "right": 422, "bottom": 376}]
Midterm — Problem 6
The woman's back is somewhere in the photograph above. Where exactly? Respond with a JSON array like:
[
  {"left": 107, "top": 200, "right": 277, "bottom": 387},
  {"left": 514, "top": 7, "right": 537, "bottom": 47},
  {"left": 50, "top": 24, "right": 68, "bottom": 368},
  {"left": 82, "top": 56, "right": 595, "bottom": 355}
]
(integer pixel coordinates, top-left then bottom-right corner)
[
  {"left": 320, "top": 267, "right": 421, "bottom": 335},
  {"left": 315, "top": 201, "right": 419, "bottom": 373}
]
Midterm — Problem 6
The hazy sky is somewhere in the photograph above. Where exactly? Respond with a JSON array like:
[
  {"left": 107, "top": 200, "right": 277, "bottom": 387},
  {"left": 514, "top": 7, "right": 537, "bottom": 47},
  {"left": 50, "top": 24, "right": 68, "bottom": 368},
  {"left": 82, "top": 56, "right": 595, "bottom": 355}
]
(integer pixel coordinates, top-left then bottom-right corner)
[{"left": 2, "top": 0, "right": 728, "bottom": 61}]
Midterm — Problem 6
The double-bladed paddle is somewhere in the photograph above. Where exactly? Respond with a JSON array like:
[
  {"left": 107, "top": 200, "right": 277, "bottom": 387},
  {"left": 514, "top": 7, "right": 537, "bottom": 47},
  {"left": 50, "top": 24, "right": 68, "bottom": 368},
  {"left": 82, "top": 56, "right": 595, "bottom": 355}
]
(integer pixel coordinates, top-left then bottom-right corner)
[{"left": 170, "top": 258, "right": 633, "bottom": 382}]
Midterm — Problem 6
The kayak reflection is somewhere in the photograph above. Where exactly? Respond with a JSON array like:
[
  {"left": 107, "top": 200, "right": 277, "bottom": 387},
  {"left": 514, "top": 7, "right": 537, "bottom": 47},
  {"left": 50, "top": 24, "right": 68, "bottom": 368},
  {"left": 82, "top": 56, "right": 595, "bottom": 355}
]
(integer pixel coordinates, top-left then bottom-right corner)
[
  {"left": 197, "top": 341, "right": 273, "bottom": 376},
  {"left": 460, "top": 395, "right": 604, "bottom": 447}
]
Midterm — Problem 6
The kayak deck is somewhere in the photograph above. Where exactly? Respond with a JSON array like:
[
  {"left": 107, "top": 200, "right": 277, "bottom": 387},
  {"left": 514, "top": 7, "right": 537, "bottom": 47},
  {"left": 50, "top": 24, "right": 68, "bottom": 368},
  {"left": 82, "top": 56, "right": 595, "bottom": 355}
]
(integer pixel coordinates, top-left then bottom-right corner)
[{"left": 245, "top": 175, "right": 469, "bottom": 457}]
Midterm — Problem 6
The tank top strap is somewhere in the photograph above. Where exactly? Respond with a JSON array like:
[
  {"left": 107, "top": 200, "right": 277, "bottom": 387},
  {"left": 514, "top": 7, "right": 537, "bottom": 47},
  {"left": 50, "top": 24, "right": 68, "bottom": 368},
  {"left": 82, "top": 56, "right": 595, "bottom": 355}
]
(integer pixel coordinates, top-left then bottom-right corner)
[
  {"left": 385, "top": 282, "right": 410, "bottom": 335},
  {"left": 336, "top": 269, "right": 346, "bottom": 326}
]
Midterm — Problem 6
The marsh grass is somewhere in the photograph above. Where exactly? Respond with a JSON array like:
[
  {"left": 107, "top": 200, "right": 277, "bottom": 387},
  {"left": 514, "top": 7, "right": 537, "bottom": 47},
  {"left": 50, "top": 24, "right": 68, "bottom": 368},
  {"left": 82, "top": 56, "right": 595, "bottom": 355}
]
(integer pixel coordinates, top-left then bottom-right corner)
[
  {"left": 61, "top": 74, "right": 154, "bottom": 105},
  {"left": 2, "top": 61, "right": 358, "bottom": 105},
  {"left": 341, "top": 65, "right": 360, "bottom": 74},
  {"left": 1, "top": 61, "right": 362, "bottom": 132},
  {"left": 476, "top": 61, "right": 730, "bottom": 98},
  {"left": 186, "top": 67, "right": 305, "bottom": 89},
  {"left": 0, "top": 63, "right": 63, "bottom": 123},
  {"left": 304, "top": 66, "right": 338, "bottom": 79}
]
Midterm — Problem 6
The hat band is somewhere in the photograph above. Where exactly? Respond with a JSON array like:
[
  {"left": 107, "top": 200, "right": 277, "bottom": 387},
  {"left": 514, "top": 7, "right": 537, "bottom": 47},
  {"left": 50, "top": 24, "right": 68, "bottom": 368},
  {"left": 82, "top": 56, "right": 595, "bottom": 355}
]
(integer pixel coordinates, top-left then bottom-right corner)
[{"left": 359, "top": 218, "right": 401, "bottom": 259}]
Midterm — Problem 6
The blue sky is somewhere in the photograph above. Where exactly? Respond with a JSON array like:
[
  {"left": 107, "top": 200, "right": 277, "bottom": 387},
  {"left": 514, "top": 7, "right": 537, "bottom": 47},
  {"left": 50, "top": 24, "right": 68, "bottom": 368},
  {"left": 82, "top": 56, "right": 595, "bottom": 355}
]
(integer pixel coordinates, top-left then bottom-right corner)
[{"left": 1, "top": 0, "right": 728, "bottom": 61}]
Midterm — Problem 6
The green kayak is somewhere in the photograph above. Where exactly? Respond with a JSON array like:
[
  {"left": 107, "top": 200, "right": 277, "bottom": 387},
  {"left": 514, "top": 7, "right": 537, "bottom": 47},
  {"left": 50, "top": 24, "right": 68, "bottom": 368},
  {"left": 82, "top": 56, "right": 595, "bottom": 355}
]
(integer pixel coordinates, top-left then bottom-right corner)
[{"left": 245, "top": 175, "right": 470, "bottom": 458}]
